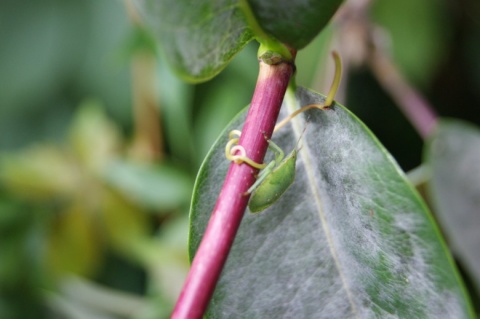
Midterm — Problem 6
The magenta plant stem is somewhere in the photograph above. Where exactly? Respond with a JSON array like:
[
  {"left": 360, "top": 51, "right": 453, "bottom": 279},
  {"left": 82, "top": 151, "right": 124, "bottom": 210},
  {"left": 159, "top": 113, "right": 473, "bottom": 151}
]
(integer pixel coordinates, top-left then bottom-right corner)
[
  {"left": 369, "top": 49, "right": 438, "bottom": 139},
  {"left": 171, "top": 57, "right": 296, "bottom": 319}
]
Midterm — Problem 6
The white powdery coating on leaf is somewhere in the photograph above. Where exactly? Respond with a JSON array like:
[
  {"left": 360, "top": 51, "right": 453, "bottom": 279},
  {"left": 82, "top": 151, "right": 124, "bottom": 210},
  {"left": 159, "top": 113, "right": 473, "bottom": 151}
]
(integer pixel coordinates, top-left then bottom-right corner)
[{"left": 297, "top": 88, "right": 466, "bottom": 318}]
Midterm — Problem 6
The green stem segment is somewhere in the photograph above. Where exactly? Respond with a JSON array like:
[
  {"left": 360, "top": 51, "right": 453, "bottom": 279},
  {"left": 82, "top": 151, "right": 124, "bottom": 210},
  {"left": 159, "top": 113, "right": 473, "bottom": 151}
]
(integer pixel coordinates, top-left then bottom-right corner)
[{"left": 239, "top": 0, "right": 292, "bottom": 63}]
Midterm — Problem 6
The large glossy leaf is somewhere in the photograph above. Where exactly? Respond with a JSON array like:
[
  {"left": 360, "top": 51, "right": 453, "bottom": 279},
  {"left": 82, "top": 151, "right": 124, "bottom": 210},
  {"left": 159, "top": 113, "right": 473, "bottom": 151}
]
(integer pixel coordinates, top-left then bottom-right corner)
[
  {"left": 136, "top": 0, "right": 253, "bottom": 82},
  {"left": 249, "top": 0, "right": 343, "bottom": 49},
  {"left": 189, "top": 87, "right": 473, "bottom": 318},
  {"left": 426, "top": 119, "right": 480, "bottom": 292}
]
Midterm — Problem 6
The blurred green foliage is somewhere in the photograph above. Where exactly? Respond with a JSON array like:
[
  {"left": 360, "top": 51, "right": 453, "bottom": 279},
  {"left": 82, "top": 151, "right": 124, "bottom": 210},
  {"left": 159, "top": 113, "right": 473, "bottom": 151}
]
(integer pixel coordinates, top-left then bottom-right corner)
[{"left": 0, "top": 0, "right": 479, "bottom": 318}]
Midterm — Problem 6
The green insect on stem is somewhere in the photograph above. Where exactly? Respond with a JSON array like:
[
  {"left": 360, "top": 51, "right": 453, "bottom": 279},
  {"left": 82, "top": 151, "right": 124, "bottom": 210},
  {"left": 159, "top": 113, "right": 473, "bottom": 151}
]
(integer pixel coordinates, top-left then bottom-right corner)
[
  {"left": 246, "top": 139, "right": 285, "bottom": 195},
  {"left": 247, "top": 144, "right": 297, "bottom": 213},
  {"left": 246, "top": 128, "right": 306, "bottom": 213},
  {"left": 224, "top": 130, "right": 295, "bottom": 213}
]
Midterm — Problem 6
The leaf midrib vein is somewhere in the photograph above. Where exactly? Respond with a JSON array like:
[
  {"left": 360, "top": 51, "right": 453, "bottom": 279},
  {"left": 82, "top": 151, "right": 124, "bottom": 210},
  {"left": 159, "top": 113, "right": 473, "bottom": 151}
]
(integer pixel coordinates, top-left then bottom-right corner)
[{"left": 286, "top": 91, "right": 359, "bottom": 317}]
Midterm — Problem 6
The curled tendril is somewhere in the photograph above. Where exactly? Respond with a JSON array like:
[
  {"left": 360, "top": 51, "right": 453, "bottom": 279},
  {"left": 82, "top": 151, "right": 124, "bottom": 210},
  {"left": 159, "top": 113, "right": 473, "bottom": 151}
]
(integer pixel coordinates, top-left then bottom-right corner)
[{"left": 225, "top": 130, "right": 267, "bottom": 169}]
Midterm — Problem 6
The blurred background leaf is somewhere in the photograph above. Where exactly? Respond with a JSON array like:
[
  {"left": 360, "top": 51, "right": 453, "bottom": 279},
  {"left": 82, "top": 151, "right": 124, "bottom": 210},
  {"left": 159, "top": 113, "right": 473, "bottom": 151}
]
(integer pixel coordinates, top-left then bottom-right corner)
[
  {"left": 426, "top": 120, "right": 480, "bottom": 298},
  {"left": 0, "top": 0, "right": 132, "bottom": 150},
  {"left": 103, "top": 160, "right": 192, "bottom": 213}
]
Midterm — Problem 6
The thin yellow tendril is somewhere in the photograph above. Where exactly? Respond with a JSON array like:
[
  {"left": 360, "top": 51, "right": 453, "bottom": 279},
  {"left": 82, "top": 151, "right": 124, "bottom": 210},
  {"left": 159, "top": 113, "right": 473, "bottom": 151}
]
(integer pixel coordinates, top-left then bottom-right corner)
[
  {"left": 325, "top": 51, "right": 342, "bottom": 106},
  {"left": 225, "top": 130, "right": 267, "bottom": 169},
  {"left": 274, "top": 51, "right": 343, "bottom": 132},
  {"left": 229, "top": 130, "right": 242, "bottom": 140},
  {"left": 225, "top": 137, "right": 240, "bottom": 160}
]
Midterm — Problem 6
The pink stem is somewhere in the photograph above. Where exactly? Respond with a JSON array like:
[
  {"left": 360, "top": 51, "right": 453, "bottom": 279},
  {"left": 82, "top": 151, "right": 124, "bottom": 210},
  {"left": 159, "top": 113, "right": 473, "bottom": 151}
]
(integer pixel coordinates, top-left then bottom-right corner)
[
  {"left": 369, "top": 49, "right": 438, "bottom": 139},
  {"left": 171, "top": 57, "right": 295, "bottom": 319}
]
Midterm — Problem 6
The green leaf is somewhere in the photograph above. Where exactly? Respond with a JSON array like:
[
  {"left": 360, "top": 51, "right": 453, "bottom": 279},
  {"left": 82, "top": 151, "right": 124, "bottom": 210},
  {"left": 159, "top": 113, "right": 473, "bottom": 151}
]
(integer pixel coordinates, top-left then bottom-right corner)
[
  {"left": 101, "top": 189, "right": 150, "bottom": 255},
  {"left": 47, "top": 203, "right": 103, "bottom": 277},
  {"left": 137, "top": 0, "right": 253, "bottom": 82},
  {"left": 189, "top": 87, "right": 473, "bottom": 318},
  {"left": 248, "top": 0, "right": 343, "bottom": 49},
  {"left": 102, "top": 160, "right": 193, "bottom": 212},
  {"left": 0, "top": 146, "right": 78, "bottom": 199},
  {"left": 426, "top": 119, "right": 480, "bottom": 292},
  {"left": 69, "top": 100, "right": 121, "bottom": 172},
  {"left": 157, "top": 50, "right": 196, "bottom": 165}
]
